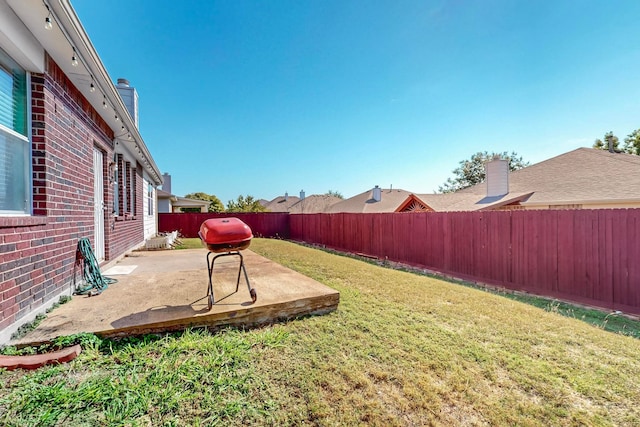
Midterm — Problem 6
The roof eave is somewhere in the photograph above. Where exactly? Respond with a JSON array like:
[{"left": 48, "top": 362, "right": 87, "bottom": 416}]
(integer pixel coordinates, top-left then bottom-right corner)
[
  {"left": 476, "top": 192, "right": 534, "bottom": 211},
  {"left": 521, "top": 197, "right": 640, "bottom": 207},
  {"left": 7, "top": 0, "right": 163, "bottom": 186}
]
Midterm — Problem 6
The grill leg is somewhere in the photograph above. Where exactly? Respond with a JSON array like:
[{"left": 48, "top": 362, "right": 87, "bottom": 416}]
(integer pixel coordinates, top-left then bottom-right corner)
[
  {"left": 206, "top": 251, "right": 215, "bottom": 310},
  {"left": 206, "top": 251, "right": 256, "bottom": 309},
  {"left": 237, "top": 252, "right": 257, "bottom": 303},
  {"left": 243, "top": 264, "right": 257, "bottom": 303},
  {"left": 235, "top": 251, "right": 243, "bottom": 292}
]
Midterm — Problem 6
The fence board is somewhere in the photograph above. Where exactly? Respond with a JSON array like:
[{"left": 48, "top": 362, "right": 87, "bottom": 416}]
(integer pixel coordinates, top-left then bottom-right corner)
[
  {"left": 488, "top": 210, "right": 511, "bottom": 284},
  {"left": 158, "top": 212, "right": 290, "bottom": 239},
  {"left": 161, "top": 209, "right": 640, "bottom": 315},
  {"left": 612, "top": 210, "right": 629, "bottom": 308},
  {"left": 624, "top": 213, "right": 640, "bottom": 311}
]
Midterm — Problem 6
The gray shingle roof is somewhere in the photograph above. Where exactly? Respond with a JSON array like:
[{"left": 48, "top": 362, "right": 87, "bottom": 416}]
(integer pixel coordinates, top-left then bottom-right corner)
[
  {"left": 327, "top": 188, "right": 414, "bottom": 213},
  {"left": 328, "top": 148, "right": 640, "bottom": 213},
  {"left": 415, "top": 148, "right": 640, "bottom": 211},
  {"left": 289, "top": 195, "right": 342, "bottom": 213},
  {"left": 262, "top": 196, "right": 301, "bottom": 212}
]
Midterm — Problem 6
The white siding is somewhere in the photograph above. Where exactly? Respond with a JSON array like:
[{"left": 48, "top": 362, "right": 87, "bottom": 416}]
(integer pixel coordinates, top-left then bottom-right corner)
[{"left": 142, "top": 176, "right": 157, "bottom": 239}]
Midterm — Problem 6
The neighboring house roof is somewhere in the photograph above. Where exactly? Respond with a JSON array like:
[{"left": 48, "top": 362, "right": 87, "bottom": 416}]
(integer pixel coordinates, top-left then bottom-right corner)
[
  {"left": 327, "top": 188, "right": 415, "bottom": 213},
  {"left": 412, "top": 148, "right": 640, "bottom": 211},
  {"left": 157, "top": 190, "right": 209, "bottom": 211},
  {"left": 173, "top": 196, "right": 209, "bottom": 210},
  {"left": 289, "top": 195, "right": 342, "bottom": 213},
  {"left": 263, "top": 196, "right": 301, "bottom": 212},
  {"left": 157, "top": 189, "right": 177, "bottom": 202},
  {"left": 261, "top": 194, "right": 341, "bottom": 213},
  {"left": 329, "top": 148, "right": 640, "bottom": 214}
]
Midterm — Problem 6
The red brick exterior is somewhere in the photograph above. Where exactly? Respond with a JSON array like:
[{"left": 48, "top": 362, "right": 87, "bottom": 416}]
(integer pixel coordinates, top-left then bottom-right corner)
[{"left": 0, "top": 54, "right": 146, "bottom": 335}]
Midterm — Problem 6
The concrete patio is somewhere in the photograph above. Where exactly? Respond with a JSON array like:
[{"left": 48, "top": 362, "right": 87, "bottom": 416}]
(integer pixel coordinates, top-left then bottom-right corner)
[{"left": 13, "top": 248, "right": 340, "bottom": 346}]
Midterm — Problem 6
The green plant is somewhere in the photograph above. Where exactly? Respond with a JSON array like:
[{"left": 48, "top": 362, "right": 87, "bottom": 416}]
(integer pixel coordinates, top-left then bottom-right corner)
[
  {"left": 10, "top": 295, "right": 73, "bottom": 341},
  {"left": 290, "top": 240, "right": 640, "bottom": 339},
  {"left": 174, "top": 238, "right": 205, "bottom": 250},
  {"left": 10, "top": 313, "right": 46, "bottom": 341}
]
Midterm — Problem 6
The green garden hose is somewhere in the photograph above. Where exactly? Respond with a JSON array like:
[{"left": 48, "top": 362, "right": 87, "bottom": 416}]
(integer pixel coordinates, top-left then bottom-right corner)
[{"left": 74, "top": 238, "right": 117, "bottom": 295}]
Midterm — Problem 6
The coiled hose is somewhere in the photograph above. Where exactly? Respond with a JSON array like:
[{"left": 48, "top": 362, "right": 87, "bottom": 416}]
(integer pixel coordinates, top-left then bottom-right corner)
[{"left": 74, "top": 238, "right": 117, "bottom": 295}]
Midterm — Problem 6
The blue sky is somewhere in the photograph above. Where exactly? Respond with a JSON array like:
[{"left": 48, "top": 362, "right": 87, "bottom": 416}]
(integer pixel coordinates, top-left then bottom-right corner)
[{"left": 71, "top": 0, "right": 640, "bottom": 204}]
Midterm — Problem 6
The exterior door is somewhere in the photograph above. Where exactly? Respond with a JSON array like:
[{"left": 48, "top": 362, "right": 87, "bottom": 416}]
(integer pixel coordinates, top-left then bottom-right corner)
[{"left": 93, "top": 148, "right": 105, "bottom": 262}]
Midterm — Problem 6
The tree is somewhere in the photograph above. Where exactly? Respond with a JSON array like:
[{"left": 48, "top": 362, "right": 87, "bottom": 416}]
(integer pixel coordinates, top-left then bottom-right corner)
[
  {"left": 593, "top": 130, "right": 640, "bottom": 155},
  {"left": 438, "top": 151, "right": 529, "bottom": 193},
  {"left": 184, "top": 192, "right": 224, "bottom": 212},
  {"left": 623, "top": 129, "right": 640, "bottom": 155},
  {"left": 593, "top": 131, "right": 620, "bottom": 152},
  {"left": 324, "top": 190, "right": 344, "bottom": 199},
  {"left": 226, "top": 195, "right": 267, "bottom": 213}
]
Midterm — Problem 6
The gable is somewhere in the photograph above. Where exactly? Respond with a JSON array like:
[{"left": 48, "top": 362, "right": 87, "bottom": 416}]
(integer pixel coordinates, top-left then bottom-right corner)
[{"left": 395, "top": 195, "right": 433, "bottom": 212}]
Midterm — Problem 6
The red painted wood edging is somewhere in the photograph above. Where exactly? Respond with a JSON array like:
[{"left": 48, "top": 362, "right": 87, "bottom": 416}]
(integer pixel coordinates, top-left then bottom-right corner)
[{"left": 0, "top": 344, "right": 82, "bottom": 370}]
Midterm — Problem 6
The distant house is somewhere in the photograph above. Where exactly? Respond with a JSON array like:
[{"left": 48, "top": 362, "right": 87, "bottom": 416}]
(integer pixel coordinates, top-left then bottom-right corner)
[
  {"left": 327, "top": 186, "right": 417, "bottom": 213},
  {"left": 409, "top": 148, "right": 640, "bottom": 212},
  {"left": 329, "top": 148, "right": 640, "bottom": 214},
  {"left": 156, "top": 173, "right": 209, "bottom": 213},
  {"left": 262, "top": 191, "right": 342, "bottom": 213},
  {"left": 289, "top": 194, "right": 342, "bottom": 213},
  {"left": 0, "top": 0, "right": 163, "bottom": 343},
  {"left": 261, "top": 193, "right": 301, "bottom": 212}
]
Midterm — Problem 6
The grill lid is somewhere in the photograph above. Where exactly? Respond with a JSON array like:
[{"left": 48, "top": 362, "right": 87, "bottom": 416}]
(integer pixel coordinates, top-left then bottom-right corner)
[{"left": 198, "top": 218, "right": 253, "bottom": 245}]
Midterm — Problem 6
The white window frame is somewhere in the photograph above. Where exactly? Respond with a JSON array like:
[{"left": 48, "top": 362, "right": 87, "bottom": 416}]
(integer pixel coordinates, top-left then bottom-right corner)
[
  {"left": 147, "top": 183, "right": 154, "bottom": 216},
  {"left": 0, "top": 49, "right": 31, "bottom": 216}
]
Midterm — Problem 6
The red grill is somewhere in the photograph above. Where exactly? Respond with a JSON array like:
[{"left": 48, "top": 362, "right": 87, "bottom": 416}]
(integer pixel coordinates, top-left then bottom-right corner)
[{"left": 198, "top": 218, "right": 256, "bottom": 309}]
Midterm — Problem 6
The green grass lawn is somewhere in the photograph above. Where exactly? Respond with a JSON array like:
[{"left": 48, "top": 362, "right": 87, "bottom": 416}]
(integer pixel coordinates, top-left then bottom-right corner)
[{"left": 1, "top": 238, "right": 639, "bottom": 426}]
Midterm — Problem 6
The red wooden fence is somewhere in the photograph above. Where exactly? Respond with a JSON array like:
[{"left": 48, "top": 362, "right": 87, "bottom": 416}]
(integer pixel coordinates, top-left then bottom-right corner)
[
  {"left": 159, "top": 210, "right": 640, "bottom": 315},
  {"left": 159, "top": 212, "right": 290, "bottom": 239},
  {"left": 290, "top": 210, "right": 640, "bottom": 316}
]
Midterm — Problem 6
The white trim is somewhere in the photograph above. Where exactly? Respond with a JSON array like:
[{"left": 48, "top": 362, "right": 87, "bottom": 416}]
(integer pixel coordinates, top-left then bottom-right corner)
[
  {"left": 0, "top": 0, "right": 44, "bottom": 72},
  {"left": 0, "top": 68, "right": 32, "bottom": 216},
  {"left": 6, "top": 0, "right": 163, "bottom": 186},
  {"left": 522, "top": 198, "right": 640, "bottom": 207},
  {"left": 0, "top": 122, "right": 28, "bottom": 141},
  {"left": 25, "top": 70, "right": 32, "bottom": 214}
]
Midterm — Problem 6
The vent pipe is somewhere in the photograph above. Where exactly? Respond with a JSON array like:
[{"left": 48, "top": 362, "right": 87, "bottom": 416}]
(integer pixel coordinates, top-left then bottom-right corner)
[
  {"left": 607, "top": 135, "right": 615, "bottom": 153},
  {"left": 300, "top": 190, "right": 305, "bottom": 200},
  {"left": 372, "top": 185, "right": 382, "bottom": 202},
  {"left": 284, "top": 192, "right": 288, "bottom": 201}
]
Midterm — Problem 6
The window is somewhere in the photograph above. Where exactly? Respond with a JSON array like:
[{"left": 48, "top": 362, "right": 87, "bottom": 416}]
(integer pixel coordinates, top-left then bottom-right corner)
[
  {"left": 112, "top": 154, "right": 119, "bottom": 216},
  {"left": 124, "top": 161, "right": 130, "bottom": 214},
  {"left": 147, "top": 183, "right": 154, "bottom": 215},
  {"left": 0, "top": 48, "right": 29, "bottom": 215},
  {"left": 129, "top": 164, "right": 136, "bottom": 216},
  {"left": 115, "top": 159, "right": 137, "bottom": 217}
]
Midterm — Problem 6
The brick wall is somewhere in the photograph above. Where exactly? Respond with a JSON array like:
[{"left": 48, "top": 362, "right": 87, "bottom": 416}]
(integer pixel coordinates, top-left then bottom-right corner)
[{"left": 0, "top": 55, "right": 146, "bottom": 337}]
